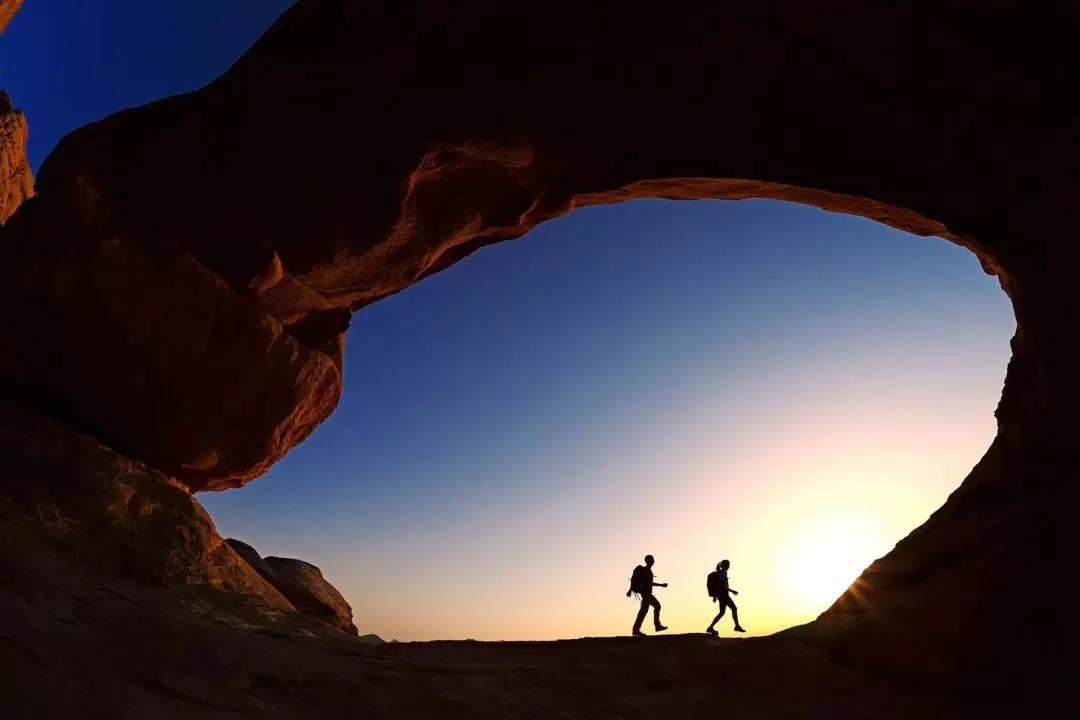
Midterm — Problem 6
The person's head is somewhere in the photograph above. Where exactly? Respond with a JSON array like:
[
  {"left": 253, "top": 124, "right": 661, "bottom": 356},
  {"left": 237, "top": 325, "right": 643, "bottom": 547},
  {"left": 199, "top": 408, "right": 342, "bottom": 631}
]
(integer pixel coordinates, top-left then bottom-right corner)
[
  {"left": 644, "top": 554, "right": 655, "bottom": 567},
  {"left": 719, "top": 559, "right": 730, "bottom": 570}
]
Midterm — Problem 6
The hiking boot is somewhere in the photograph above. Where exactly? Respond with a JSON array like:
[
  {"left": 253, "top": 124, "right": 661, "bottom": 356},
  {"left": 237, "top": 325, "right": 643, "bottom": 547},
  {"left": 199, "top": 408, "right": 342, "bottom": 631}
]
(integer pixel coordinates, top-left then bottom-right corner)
[
  {"left": 734, "top": 626, "right": 746, "bottom": 633},
  {"left": 633, "top": 630, "right": 647, "bottom": 637},
  {"left": 705, "top": 628, "right": 718, "bottom": 636},
  {"left": 655, "top": 625, "right": 668, "bottom": 632}
]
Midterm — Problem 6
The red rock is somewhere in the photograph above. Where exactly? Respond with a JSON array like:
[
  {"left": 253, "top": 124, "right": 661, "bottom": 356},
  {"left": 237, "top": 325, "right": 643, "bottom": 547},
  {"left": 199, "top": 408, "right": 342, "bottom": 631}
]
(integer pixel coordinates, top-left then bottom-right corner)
[
  {"left": 0, "top": 0, "right": 1078, "bottom": 702},
  {"left": 228, "top": 537, "right": 360, "bottom": 634},
  {"left": 262, "top": 556, "right": 358, "bottom": 636},
  {"left": 0, "top": 0, "right": 21, "bottom": 34},
  {"left": 0, "top": 92, "right": 33, "bottom": 224},
  {"left": 227, "top": 537, "right": 281, "bottom": 585},
  {"left": 0, "top": 197, "right": 341, "bottom": 491},
  {"left": 0, "top": 400, "right": 293, "bottom": 611}
]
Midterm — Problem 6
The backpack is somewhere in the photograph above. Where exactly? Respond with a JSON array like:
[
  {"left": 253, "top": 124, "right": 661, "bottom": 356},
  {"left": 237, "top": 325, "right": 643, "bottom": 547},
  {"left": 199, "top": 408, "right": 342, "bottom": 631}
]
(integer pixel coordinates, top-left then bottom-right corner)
[
  {"left": 707, "top": 570, "right": 723, "bottom": 598},
  {"left": 630, "top": 565, "right": 649, "bottom": 594}
]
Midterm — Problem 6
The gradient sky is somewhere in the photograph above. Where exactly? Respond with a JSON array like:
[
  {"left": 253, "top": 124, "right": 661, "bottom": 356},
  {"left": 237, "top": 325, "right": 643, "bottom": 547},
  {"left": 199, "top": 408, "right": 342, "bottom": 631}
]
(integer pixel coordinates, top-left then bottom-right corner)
[{"left": 2, "top": 2, "right": 1015, "bottom": 641}]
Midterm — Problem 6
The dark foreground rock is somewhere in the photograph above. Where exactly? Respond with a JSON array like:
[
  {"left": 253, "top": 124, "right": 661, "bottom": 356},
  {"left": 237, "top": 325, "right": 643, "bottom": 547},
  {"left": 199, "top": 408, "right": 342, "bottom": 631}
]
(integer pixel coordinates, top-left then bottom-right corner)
[{"left": 0, "top": 580, "right": 1034, "bottom": 720}]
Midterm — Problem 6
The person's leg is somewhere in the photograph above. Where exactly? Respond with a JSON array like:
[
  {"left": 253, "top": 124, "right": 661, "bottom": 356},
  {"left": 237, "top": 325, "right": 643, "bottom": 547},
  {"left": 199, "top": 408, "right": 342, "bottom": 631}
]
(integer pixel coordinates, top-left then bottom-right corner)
[
  {"left": 727, "top": 596, "right": 745, "bottom": 631},
  {"left": 706, "top": 598, "right": 725, "bottom": 632},
  {"left": 650, "top": 595, "right": 666, "bottom": 630},
  {"left": 633, "top": 596, "right": 649, "bottom": 634}
]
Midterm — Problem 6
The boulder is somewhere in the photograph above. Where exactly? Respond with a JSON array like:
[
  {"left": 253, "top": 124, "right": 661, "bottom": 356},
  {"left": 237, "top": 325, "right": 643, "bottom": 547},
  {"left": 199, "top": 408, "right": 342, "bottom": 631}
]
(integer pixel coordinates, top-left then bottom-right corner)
[
  {"left": 225, "top": 539, "right": 359, "bottom": 636},
  {"left": 226, "top": 538, "right": 280, "bottom": 585},
  {"left": 263, "top": 556, "right": 357, "bottom": 636}
]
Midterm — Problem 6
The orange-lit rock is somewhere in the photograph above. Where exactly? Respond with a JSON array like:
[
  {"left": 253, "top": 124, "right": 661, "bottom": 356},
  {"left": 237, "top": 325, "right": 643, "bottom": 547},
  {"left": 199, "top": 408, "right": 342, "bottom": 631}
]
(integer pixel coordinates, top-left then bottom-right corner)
[
  {"left": 0, "top": 400, "right": 293, "bottom": 607},
  {"left": 0, "top": 0, "right": 21, "bottom": 34},
  {"left": 0, "top": 0, "right": 1077, "bottom": 710},
  {"left": 0, "top": 92, "right": 33, "bottom": 224}
]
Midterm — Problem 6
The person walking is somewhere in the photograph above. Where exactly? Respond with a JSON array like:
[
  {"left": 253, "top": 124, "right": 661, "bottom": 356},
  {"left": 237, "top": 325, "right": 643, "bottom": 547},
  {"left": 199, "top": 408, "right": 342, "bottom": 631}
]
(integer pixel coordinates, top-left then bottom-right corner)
[
  {"left": 627, "top": 554, "right": 668, "bottom": 637},
  {"left": 706, "top": 559, "right": 745, "bottom": 635}
]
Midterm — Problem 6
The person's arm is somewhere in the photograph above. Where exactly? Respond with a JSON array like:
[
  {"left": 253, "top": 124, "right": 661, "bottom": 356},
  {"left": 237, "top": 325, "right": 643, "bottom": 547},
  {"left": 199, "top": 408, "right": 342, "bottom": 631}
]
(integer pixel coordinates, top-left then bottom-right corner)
[{"left": 653, "top": 582, "right": 668, "bottom": 587}]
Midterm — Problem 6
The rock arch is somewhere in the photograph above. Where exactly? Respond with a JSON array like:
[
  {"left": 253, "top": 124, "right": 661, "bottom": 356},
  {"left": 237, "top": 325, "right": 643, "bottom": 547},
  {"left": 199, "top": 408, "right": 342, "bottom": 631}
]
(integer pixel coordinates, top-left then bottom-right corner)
[{"left": 2, "top": 0, "right": 1078, "bottom": 702}]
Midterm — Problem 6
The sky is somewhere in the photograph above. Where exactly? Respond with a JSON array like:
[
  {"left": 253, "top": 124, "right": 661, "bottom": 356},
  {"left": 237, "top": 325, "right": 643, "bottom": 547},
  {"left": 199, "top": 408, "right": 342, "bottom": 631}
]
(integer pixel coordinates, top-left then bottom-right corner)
[{"left": 1, "top": 2, "right": 1015, "bottom": 641}]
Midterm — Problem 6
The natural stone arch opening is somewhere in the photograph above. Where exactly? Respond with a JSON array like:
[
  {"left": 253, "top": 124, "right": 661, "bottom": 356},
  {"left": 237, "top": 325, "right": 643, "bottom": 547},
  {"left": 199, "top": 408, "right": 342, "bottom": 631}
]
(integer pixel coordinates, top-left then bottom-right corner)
[
  {"left": 1, "top": 0, "right": 1077, "bottom": 707},
  {"left": 202, "top": 193, "right": 1012, "bottom": 645}
]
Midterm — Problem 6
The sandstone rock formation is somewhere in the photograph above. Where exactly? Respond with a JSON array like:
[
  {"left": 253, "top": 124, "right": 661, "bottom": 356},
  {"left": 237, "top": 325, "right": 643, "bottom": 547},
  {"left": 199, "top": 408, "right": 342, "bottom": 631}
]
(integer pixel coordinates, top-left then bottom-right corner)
[
  {"left": 0, "top": 401, "right": 293, "bottom": 610},
  {"left": 0, "top": 195, "right": 341, "bottom": 491},
  {"left": 227, "top": 538, "right": 281, "bottom": 585},
  {"left": 263, "top": 556, "right": 358, "bottom": 636},
  {"left": 0, "top": 621, "right": 1015, "bottom": 719},
  {"left": 0, "top": 92, "right": 33, "bottom": 224},
  {"left": 6, "top": 0, "right": 1052, "bottom": 496},
  {"left": 0, "top": 0, "right": 21, "bottom": 35},
  {"left": 227, "top": 537, "right": 359, "bottom": 636},
  {"left": 0, "top": 0, "right": 1078, "bottom": 714}
]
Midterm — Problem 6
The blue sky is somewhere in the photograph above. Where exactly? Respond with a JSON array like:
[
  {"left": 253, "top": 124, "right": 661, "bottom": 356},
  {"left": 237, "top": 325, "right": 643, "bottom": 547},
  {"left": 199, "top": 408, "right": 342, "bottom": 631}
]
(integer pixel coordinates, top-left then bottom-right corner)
[
  {"left": 1, "top": 2, "right": 1015, "bottom": 641},
  {"left": 0, "top": 0, "right": 293, "bottom": 169}
]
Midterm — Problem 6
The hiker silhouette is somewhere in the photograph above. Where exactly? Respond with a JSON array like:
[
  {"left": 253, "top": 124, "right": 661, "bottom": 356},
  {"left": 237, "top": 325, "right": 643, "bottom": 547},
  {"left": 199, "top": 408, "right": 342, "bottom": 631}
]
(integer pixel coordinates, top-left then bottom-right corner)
[
  {"left": 627, "top": 554, "right": 668, "bottom": 636},
  {"left": 706, "top": 559, "right": 745, "bottom": 635}
]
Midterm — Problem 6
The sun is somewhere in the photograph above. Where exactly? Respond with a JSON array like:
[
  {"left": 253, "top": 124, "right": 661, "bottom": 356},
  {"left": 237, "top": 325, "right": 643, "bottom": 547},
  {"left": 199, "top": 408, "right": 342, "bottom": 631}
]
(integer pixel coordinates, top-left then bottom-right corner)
[{"left": 787, "top": 524, "right": 880, "bottom": 612}]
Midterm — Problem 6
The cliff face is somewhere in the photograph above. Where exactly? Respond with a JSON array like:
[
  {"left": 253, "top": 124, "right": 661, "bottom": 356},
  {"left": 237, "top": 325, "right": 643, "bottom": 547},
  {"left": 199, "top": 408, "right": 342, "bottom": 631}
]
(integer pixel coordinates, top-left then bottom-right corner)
[
  {"left": 0, "top": 1, "right": 31, "bottom": 222},
  {"left": 0, "top": 92, "right": 33, "bottom": 224},
  {"left": 0, "top": 0, "right": 1078, "bottom": 710},
  {"left": 0, "top": 0, "right": 21, "bottom": 35}
]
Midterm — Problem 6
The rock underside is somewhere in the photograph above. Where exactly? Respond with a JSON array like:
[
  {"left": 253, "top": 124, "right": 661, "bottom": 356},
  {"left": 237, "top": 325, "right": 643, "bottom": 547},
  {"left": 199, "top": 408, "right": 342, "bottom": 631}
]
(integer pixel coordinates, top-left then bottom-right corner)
[{"left": 1, "top": 0, "right": 1079, "bottom": 716}]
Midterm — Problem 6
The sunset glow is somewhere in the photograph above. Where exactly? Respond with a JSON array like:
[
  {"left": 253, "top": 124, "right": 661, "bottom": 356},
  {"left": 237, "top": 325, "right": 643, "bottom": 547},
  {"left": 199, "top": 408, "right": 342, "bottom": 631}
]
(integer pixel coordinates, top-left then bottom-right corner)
[
  {"left": 1, "top": 0, "right": 1014, "bottom": 646},
  {"left": 788, "top": 523, "right": 880, "bottom": 612},
  {"left": 202, "top": 199, "right": 1014, "bottom": 642}
]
